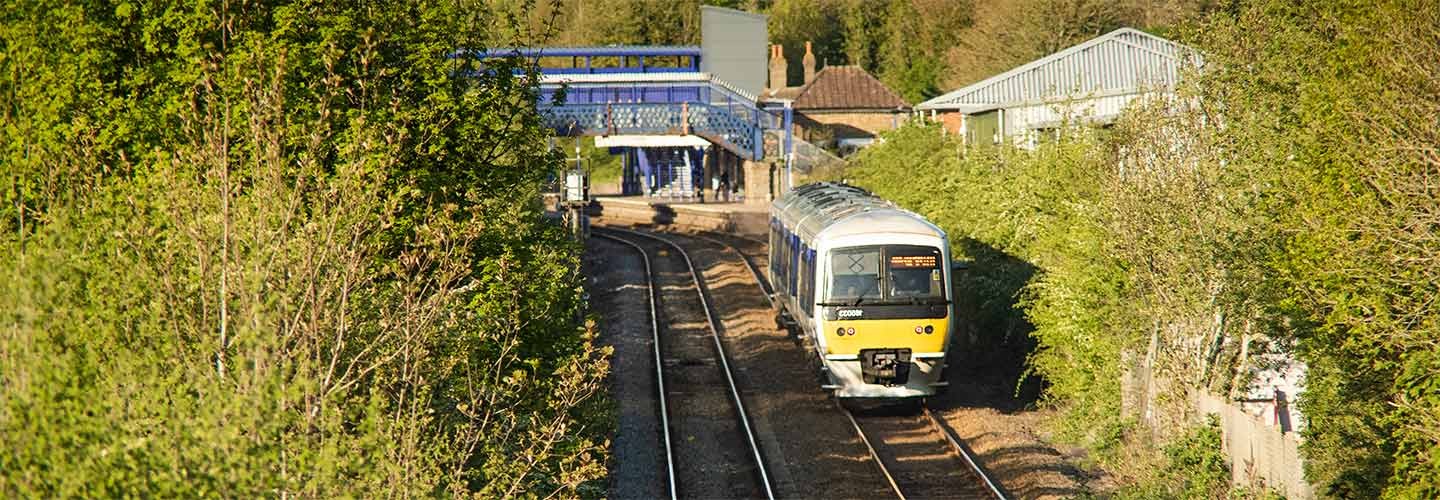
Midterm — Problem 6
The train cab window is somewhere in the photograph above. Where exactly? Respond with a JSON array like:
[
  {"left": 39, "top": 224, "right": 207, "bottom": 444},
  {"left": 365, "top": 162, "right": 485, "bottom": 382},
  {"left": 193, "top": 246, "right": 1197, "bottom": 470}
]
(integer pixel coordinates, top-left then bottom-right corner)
[
  {"left": 827, "top": 245, "right": 945, "bottom": 304},
  {"left": 887, "top": 246, "right": 944, "bottom": 300},
  {"left": 829, "top": 248, "right": 881, "bottom": 302}
]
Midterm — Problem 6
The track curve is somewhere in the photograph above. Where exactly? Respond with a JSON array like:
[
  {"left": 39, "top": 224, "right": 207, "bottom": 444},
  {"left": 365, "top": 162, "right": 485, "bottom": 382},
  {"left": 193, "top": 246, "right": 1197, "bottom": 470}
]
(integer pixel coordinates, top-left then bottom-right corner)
[{"left": 594, "top": 228, "right": 775, "bottom": 500}]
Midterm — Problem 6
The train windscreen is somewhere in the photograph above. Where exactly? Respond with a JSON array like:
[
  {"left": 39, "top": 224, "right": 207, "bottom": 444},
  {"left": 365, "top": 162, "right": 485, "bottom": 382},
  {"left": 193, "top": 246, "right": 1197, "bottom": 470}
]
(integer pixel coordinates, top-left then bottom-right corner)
[{"left": 828, "top": 245, "right": 944, "bottom": 304}]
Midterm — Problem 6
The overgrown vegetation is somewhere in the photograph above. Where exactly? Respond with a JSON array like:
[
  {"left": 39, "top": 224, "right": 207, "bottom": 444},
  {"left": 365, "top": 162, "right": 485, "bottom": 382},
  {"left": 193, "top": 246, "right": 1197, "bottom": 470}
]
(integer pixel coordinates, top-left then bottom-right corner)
[
  {"left": 828, "top": 1, "right": 1440, "bottom": 496},
  {"left": 1106, "top": 416, "right": 1241, "bottom": 499},
  {"left": 2, "top": 1, "right": 610, "bottom": 496}
]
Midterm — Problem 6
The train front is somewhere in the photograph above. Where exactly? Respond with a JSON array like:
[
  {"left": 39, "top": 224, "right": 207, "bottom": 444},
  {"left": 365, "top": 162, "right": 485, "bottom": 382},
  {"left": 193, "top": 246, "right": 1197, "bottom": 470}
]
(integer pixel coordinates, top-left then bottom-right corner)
[{"left": 817, "top": 231, "right": 952, "bottom": 399}]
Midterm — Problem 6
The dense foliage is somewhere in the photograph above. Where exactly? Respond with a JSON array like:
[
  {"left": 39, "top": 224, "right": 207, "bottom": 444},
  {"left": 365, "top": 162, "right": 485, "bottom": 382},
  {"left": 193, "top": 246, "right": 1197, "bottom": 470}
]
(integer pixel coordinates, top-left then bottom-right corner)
[
  {"left": 499, "top": 0, "right": 1215, "bottom": 103},
  {"left": 2, "top": 0, "right": 610, "bottom": 496},
  {"left": 831, "top": 1, "right": 1440, "bottom": 496}
]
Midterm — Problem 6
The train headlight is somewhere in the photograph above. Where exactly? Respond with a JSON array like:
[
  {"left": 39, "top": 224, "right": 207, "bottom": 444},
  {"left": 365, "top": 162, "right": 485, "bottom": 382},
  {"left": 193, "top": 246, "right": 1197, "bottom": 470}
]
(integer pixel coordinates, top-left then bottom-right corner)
[
  {"left": 835, "top": 327, "right": 846, "bottom": 336},
  {"left": 924, "top": 325, "right": 934, "bottom": 334},
  {"left": 846, "top": 327, "right": 856, "bottom": 336},
  {"left": 914, "top": 326, "right": 923, "bottom": 334}
]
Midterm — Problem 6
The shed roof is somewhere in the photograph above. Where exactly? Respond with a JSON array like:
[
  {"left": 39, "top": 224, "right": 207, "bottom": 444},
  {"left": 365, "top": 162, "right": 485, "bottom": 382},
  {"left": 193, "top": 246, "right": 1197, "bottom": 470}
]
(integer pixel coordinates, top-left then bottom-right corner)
[
  {"left": 781, "top": 66, "right": 910, "bottom": 111},
  {"left": 916, "top": 28, "right": 1196, "bottom": 112}
]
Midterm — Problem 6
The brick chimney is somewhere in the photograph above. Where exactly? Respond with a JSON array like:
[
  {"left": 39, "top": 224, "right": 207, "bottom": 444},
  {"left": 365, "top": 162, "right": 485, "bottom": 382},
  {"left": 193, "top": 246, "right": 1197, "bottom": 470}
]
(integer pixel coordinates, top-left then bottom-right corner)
[
  {"left": 769, "top": 44, "right": 787, "bottom": 90},
  {"left": 803, "top": 41, "right": 817, "bottom": 85}
]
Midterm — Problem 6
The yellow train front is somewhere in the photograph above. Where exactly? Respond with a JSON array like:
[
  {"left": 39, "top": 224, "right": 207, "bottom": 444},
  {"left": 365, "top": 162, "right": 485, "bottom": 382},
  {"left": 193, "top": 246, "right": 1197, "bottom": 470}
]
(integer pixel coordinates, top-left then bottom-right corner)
[{"left": 769, "top": 183, "right": 953, "bottom": 399}]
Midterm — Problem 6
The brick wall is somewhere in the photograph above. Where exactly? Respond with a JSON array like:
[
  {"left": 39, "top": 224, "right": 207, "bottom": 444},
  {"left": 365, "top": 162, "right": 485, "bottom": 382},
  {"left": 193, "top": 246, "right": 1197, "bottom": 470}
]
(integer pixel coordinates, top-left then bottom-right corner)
[
  {"left": 794, "top": 110, "right": 905, "bottom": 140},
  {"left": 935, "top": 111, "right": 964, "bottom": 135}
]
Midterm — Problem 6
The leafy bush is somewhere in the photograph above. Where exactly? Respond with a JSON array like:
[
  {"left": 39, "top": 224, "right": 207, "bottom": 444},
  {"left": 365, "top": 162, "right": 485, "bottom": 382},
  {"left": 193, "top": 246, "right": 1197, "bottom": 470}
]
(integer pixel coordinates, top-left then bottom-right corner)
[
  {"left": 834, "top": 3, "right": 1440, "bottom": 495},
  {"left": 1, "top": 1, "right": 610, "bottom": 496},
  {"left": 1113, "top": 415, "right": 1233, "bottom": 500}
]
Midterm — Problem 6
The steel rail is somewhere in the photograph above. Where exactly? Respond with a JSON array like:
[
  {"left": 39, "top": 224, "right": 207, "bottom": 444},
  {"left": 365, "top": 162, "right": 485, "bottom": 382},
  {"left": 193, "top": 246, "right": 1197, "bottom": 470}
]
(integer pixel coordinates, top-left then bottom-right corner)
[
  {"left": 654, "top": 228, "right": 906, "bottom": 499},
  {"left": 837, "top": 401, "right": 908, "bottom": 499},
  {"left": 591, "top": 233, "right": 678, "bottom": 500},
  {"left": 924, "top": 406, "right": 1009, "bottom": 500},
  {"left": 598, "top": 227, "right": 777, "bottom": 500}
]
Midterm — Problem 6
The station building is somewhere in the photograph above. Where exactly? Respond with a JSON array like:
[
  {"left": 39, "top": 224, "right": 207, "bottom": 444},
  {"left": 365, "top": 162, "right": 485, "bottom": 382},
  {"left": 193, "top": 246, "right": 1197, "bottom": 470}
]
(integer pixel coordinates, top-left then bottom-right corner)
[{"left": 764, "top": 42, "right": 911, "bottom": 155}]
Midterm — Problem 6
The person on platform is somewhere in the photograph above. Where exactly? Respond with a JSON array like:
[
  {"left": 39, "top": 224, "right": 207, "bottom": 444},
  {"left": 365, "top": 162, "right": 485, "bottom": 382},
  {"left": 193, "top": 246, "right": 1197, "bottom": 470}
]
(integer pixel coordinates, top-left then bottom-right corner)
[{"left": 720, "top": 170, "right": 731, "bottom": 203}]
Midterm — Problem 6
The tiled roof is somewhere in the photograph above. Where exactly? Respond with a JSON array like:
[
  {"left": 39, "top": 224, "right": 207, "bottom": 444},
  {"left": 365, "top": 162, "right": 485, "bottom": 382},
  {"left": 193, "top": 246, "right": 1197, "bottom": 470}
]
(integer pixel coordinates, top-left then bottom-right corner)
[{"left": 787, "top": 66, "right": 909, "bottom": 110}]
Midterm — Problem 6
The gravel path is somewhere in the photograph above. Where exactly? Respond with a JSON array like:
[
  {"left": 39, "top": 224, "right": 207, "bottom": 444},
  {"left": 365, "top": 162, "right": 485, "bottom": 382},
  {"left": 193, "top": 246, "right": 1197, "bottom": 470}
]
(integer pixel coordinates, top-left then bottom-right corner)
[{"left": 585, "top": 238, "right": 666, "bottom": 499}]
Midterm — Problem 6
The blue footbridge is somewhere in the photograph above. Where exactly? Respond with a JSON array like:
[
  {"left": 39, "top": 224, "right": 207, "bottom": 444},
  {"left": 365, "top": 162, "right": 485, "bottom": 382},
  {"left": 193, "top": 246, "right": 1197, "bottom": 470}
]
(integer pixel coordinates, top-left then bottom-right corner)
[{"left": 467, "top": 45, "right": 795, "bottom": 201}]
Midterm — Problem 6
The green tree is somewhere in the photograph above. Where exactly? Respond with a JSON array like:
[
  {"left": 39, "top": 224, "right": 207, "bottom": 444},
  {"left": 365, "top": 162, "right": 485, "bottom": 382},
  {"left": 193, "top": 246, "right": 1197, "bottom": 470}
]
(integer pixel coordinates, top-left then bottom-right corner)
[
  {"left": 877, "top": 0, "right": 972, "bottom": 102},
  {"left": 767, "top": 0, "right": 847, "bottom": 86},
  {"left": 841, "top": 0, "right": 886, "bottom": 71},
  {"left": 1, "top": 0, "right": 610, "bottom": 496}
]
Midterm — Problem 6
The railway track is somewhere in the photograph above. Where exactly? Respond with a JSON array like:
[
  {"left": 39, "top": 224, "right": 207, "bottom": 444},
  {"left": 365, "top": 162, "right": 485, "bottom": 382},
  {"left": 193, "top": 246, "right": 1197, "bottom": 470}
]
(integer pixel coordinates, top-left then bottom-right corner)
[
  {"left": 592, "top": 228, "right": 774, "bottom": 500},
  {"left": 671, "top": 227, "right": 1008, "bottom": 500},
  {"left": 842, "top": 402, "right": 1008, "bottom": 499}
]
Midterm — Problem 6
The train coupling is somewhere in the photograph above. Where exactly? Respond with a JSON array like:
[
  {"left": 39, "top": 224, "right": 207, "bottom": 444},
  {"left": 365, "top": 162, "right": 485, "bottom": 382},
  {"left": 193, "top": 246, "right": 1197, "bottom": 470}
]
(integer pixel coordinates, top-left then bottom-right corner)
[{"left": 859, "top": 348, "right": 912, "bottom": 386}]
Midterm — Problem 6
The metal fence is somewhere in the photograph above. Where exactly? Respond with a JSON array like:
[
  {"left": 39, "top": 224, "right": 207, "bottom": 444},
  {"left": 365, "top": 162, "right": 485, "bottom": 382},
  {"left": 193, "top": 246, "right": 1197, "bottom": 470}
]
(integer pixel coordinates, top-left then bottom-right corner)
[{"left": 1196, "top": 394, "right": 1314, "bottom": 499}]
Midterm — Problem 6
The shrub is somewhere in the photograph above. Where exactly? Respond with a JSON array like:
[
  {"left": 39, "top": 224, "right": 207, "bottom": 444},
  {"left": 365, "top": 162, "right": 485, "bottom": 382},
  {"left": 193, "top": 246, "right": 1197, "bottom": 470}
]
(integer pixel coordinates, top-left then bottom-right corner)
[{"left": 1, "top": 1, "right": 611, "bottom": 496}]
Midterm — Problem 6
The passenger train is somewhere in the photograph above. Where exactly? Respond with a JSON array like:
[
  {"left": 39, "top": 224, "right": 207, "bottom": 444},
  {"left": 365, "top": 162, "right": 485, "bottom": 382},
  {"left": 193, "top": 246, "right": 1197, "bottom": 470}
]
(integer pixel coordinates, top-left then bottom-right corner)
[{"left": 768, "top": 182, "right": 955, "bottom": 399}]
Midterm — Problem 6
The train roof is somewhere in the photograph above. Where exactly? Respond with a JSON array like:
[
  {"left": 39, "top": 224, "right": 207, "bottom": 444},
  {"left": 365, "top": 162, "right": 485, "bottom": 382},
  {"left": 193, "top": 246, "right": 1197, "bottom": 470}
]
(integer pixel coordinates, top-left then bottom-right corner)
[{"left": 773, "top": 182, "right": 944, "bottom": 242}]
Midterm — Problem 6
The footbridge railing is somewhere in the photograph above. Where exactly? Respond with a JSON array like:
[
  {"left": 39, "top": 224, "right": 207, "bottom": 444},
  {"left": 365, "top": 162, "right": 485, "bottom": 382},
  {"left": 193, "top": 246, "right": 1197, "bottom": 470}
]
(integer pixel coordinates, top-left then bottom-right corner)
[{"left": 542, "top": 99, "right": 774, "bottom": 160}]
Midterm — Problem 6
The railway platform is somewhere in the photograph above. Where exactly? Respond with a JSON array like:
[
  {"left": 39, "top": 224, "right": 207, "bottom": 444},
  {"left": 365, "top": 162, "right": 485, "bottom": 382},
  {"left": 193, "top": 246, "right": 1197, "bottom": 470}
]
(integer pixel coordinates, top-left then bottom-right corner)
[{"left": 589, "top": 195, "right": 768, "bottom": 236}]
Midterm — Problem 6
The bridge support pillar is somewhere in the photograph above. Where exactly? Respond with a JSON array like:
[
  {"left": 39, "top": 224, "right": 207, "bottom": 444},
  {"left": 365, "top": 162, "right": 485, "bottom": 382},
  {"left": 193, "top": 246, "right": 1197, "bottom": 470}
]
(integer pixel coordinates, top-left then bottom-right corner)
[{"left": 742, "top": 159, "right": 774, "bottom": 205}]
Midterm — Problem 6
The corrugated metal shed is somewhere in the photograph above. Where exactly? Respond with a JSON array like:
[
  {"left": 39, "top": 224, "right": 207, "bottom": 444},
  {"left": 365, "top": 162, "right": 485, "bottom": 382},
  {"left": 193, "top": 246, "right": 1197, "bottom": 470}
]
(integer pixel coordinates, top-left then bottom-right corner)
[{"left": 917, "top": 28, "right": 1197, "bottom": 112}]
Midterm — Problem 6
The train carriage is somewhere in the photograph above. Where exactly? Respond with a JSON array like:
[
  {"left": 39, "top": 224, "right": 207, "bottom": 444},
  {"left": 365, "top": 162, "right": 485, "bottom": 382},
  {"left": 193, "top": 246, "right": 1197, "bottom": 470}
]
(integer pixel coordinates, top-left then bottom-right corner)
[{"left": 769, "top": 182, "right": 955, "bottom": 399}]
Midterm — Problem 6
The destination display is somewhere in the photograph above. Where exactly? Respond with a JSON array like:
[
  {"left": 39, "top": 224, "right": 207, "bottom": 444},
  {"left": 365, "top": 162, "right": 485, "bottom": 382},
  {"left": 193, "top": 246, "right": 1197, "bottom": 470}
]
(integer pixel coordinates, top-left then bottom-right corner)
[{"left": 888, "top": 254, "right": 938, "bottom": 269}]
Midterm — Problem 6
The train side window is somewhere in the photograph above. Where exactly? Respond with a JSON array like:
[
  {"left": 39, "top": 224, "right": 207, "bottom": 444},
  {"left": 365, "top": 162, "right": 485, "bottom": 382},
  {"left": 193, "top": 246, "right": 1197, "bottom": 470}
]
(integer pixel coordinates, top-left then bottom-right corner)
[
  {"left": 802, "top": 248, "right": 816, "bottom": 313},
  {"left": 798, "top": 243, "right": 811, "bottom": 311},
  {"left": 794, "top": 234, "right": 806, "bottom": 298},
  {"left": 769, "top": 222, "right": 781, "bottom": 276},
  {"left": 781, "top": 229, "right": 793, "bottom": 294},
  {"left": 776, "top": 228, "right": 787, "bottom": 293}
]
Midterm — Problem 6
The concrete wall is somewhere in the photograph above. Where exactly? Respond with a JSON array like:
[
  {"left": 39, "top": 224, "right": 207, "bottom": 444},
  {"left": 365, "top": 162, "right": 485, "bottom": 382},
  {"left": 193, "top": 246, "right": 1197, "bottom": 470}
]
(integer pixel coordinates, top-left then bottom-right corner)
[
  {"left": 1001, "top": 92, "right": 1140, "bottom": 138},
  {"left": 931, "top": 92, "right": 1160, "bottom": 147},
  {"left": 1197, "top": 394, "right": 1314, "bottom": 499},
  {"left": 590, "top": 197, "right": 769, "bottom": 235}
]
